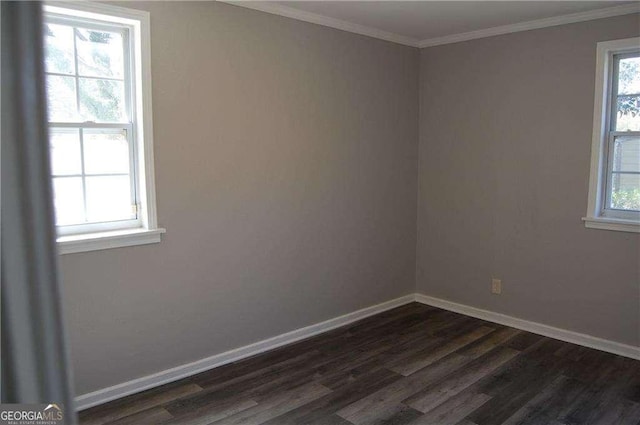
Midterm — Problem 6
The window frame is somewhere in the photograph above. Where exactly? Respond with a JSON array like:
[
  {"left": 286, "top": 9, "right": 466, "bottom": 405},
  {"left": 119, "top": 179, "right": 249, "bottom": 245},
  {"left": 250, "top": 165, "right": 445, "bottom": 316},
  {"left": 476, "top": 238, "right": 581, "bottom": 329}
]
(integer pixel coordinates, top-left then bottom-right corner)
[
  {"left": 50, "top": 126, "right": 139, "bottom": 236},
  {"left": 584, "top": 37, "right": 640, "bottom": 233},
  {"left": 44, "top": 2, "right": 165, "bottom": 253}
]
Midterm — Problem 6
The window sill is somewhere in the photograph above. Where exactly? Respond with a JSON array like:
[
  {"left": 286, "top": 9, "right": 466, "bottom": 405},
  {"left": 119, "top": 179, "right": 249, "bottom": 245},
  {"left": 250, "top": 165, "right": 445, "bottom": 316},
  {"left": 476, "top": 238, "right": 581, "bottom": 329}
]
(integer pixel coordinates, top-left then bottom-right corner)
[
  {"left": 582, "top": 216, "right": 639, "bottom": 233},
  {"left": 57, "top": 228, "right": 166, "bottom": 255}
]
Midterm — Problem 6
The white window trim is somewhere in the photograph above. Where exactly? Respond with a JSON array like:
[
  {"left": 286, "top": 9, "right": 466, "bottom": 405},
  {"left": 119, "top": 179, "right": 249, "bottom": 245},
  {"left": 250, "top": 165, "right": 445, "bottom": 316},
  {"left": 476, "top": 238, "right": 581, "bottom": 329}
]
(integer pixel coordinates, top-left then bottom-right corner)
[
  {"left": 584, "top": 37, "right": 640, "bottom": 233},
  {"left": 45, "top": 1, "right": 166, "bottom": 253},
  {"left": 57, "top": 228, "right": 166, "bottom": 255}
]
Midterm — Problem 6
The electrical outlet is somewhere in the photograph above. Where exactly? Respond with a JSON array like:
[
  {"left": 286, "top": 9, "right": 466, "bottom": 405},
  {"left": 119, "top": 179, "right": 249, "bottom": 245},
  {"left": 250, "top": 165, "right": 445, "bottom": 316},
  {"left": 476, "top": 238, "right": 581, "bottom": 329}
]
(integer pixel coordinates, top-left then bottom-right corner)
[{"left": 491, "top": 278, "right": 502, "bottom": 294}]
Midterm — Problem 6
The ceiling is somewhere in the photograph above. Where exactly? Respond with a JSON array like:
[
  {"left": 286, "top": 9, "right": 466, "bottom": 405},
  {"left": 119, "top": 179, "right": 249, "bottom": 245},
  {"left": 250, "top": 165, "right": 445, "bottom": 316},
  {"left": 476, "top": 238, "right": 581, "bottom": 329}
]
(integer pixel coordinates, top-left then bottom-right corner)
[{"left": 228, "top": 1, "right": 639, "bottom": 47}]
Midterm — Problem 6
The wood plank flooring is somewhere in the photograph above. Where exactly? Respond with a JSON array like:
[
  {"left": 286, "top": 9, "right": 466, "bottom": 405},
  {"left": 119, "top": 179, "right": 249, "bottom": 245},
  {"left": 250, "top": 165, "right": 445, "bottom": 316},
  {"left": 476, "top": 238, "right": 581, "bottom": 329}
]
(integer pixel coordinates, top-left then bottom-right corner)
[{"left": 79, "top": 303, "right": 640, "bottom": 425}]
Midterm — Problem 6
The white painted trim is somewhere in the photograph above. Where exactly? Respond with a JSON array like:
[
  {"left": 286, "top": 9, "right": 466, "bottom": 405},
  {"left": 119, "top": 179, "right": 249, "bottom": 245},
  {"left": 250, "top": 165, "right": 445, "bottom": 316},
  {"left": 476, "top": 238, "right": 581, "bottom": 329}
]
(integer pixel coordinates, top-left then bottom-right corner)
[
  {"left": 586, "top": 39, "right": 615, "bottom": 222},
  {"left": 76, "top": 292, "right": 640, "bottom": 410},
  {"left": 45, "top": 1, "right": 150, "bottom": 22},
  {"left": 582, "top": 216, "right": 640, "bottom": 233},
  {"left": 133, "top": 1, "right": 159, "bottom": 232},
  {"left": 418, "top": 4, "right": 640, "bottom": 48},
  {"left": 45, "top": 1, "right": 164, "bottom": 244},
  {"left": 57, "top": 228, "right": 166, "bottom": 254},
  {"left": 75, "top": 294, "right": 415, "bottom": 410},
  {"left": 414, "top": 294, "right": 640, "bottom": 361},
  {"left": 585, "top": 37, "right": 640, "bottom": 233},
  {"left": 219, "top": 1, "right": 421, "bottom": 47},
  {"left": 220, "top": 2, "right": 638, "bottom": 49}
]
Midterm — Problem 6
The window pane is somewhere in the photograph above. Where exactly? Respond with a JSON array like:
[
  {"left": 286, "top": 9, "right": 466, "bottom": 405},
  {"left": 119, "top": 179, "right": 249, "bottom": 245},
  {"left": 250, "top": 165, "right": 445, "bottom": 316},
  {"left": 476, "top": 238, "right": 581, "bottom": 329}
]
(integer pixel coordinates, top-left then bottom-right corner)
[
  {"left": 49, "top": 128, "right": 82, "bottom": 175},
  {"left": 612, "top": 136, "right": 640, "bottom": 172},
  {"left": 618, "top": 56, "right": 640, "bottom": 95},
  {"left": 85, "top": 176, "right": 134, "bottom": 222},
  {"left": 83, "top": 129, "right": 130, "bottom": 174},
  {"left": 44, "top": 23, "right": 75, "bottom": 75},
  {"left": 52, "top": 177, "right": 85, "bottom": 225},
  {"left": 76, "top": 28, "right": 124, "bottom": 79},
  {"left": 615, "top": 95, "right": 640, "bottom": 131},
  {"left": 610, "top": 173, "right": 640, "bottom": 211},
  {"left": 78, "top": 78, "right": 126, "bottom": 122},
  {"left": 46, "top": 75, "right": 78, "bottom": 122}
]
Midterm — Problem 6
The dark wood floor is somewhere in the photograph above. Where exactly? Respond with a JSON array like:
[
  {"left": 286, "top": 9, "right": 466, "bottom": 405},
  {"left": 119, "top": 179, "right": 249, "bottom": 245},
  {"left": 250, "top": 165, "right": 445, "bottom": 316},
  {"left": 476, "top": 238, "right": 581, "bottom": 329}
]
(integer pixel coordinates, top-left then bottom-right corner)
[{"left": 79, "top": 303, "right": 640, "bottom": 425}]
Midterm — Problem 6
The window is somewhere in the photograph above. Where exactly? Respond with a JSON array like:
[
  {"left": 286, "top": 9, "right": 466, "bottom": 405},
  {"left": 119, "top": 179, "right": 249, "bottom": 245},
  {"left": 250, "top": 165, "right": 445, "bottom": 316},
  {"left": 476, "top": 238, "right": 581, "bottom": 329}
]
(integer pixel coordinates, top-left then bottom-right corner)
[
  {"left": 585, "top": 37, "right": 640, "bottom": 233},
  {"left": 43, "top": 2, "right": 164, "bottom": 253}
]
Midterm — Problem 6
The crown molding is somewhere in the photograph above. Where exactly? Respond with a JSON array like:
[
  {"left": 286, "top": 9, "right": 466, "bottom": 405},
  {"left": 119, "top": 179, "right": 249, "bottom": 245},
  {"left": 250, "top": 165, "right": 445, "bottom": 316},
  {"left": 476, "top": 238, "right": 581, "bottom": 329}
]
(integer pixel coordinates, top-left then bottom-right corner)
[
  {"left": 219, "top": 1, "right": 421, "bottom": 47},
  {"left": 220, "top": 2, "right": 639, "bottom": 50},
  {"left": 418, "top": 3, "right": 640, "bottom": 48}
]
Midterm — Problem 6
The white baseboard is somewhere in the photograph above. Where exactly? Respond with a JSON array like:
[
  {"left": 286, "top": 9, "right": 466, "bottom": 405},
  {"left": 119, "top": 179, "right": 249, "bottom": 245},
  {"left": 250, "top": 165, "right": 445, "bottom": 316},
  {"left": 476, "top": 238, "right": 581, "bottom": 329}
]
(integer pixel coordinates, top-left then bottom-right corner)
[
  {"left": 75, "top": 294, "right": 415, "bottom": 410},
  {"left": 414, "top": 293, "right": 640, "bottom": 361},
  {"left": 77, "top": 292, "right": 640, "bottom": 411}
]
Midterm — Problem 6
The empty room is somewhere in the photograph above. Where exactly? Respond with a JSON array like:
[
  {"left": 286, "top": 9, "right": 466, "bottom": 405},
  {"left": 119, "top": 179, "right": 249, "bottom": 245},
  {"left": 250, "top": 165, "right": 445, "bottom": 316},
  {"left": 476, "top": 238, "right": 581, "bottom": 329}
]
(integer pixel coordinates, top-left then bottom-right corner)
[{"left": 2, "top": 1, "right": 639, "bottom": 424}]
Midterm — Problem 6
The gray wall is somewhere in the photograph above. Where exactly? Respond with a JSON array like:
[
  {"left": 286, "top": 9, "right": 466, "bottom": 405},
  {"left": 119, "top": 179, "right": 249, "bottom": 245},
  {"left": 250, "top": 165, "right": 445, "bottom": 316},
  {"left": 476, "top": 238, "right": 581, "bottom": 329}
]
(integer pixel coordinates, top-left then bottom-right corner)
[
  {"left": 60, "top": 1, "right": 419, "bottom": 395},
  {"left": 417, "top": 14, "right": 640, "bottom": 347},
  {"left": 61, "top": 3, "right": 640, "bottom": 396}
]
